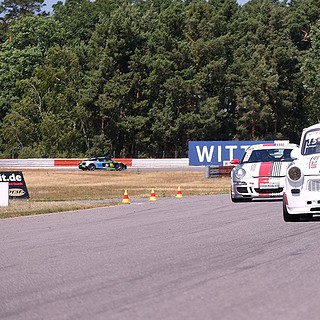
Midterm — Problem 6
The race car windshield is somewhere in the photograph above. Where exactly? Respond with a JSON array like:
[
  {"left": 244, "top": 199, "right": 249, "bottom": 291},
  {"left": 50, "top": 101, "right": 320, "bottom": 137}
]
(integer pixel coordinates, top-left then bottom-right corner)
[
  {"left": 241, "top": 148, "right": 293, "bottom": 163},
  {"left": 302, "top": 129, "right": 320, "bottom": 155}
]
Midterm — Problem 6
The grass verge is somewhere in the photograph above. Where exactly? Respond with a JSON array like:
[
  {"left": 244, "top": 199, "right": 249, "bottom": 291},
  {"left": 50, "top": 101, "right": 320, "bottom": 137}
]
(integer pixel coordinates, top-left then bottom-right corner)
[{"left": 0, "top": 169, "right": 230, "bottom": 218}]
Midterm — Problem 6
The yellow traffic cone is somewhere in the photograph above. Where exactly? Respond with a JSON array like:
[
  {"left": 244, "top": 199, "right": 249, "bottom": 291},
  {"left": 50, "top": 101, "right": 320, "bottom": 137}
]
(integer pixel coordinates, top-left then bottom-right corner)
[
  {"left": 122, "top": 189, "right": 131, "bottom": 204},
  {"left": 176, "top": 186, "right": 183, "bottom": 198},
  {"left": 150, "top": 188, "right": 157, "bottom": 201}
]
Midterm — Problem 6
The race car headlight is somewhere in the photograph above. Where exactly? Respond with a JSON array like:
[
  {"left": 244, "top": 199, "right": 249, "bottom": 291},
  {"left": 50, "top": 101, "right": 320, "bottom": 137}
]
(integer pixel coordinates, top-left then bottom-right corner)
[
  {"left": 234, "top": 168, "right": 246, "bottom": 179},
  {"left": 288, "top": 166, "right": 302, "bottom": 182}
]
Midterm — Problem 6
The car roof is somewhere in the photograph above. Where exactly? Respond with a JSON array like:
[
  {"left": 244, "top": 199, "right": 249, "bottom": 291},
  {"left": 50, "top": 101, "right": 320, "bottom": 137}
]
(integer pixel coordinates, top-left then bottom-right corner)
[
  {"left": 87, "top": 156, "right": 111, "bottom": 159},
  {"left": 245, "top": 142, "right": 298, "bottom": 151},
  {"left": 302, "top": 123, "right": 320, "bottom": 132}
]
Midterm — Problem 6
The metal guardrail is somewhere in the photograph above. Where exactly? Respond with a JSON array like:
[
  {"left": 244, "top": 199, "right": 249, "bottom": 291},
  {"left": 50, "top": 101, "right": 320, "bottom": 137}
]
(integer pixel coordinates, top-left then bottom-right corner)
[
  {"left": 0, "top": 159, "right": 234, "bottom": 177},
  {"left": 0, "top": 158, "right": 190, "bottom": 168},
  {"left": 132, "top": 158, "right": 189, "bottom": 167},
  {"left": 0, "top": 159, "right": 54, "bottom": 167},
  {"left": 218, "top": 165, "right": 234, "bottom": 177},
  {"left": 205, "top": 165, "right": 219, "bottom": 178},
  {"left": 205, "top": 165, "right": 234, "bottom": 178}
]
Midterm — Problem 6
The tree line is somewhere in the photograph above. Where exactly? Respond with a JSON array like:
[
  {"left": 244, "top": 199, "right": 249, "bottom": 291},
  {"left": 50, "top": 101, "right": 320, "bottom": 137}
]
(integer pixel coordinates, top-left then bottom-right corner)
[{"left": 1, "top": 0, "right": 320, "bottom": 158}]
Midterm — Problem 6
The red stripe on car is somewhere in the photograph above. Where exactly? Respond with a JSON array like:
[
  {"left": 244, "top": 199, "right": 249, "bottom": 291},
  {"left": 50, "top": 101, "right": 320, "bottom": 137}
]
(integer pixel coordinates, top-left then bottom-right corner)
[
  {"left": 258, "top": 162, "right": 273, "bottom": 196},
  {"left": 283, "top": 193, "right": 288, "bottom": 205}
]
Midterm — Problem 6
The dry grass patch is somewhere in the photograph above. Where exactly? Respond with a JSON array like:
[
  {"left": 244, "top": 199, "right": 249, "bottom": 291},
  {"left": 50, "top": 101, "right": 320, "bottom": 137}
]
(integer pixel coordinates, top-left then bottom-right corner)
[
  {"left": 0, "top": 200, "right": 116, "bottom": 219},
  {"left": 0, "top": 169, "right": 230, "bottom": 218}
]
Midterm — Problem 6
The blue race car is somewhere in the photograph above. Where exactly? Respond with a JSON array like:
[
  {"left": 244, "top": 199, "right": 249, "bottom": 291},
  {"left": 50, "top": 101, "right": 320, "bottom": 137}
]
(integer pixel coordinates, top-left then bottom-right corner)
[{"left": 78, "top": 156, "right": 127, "bottom": 171}]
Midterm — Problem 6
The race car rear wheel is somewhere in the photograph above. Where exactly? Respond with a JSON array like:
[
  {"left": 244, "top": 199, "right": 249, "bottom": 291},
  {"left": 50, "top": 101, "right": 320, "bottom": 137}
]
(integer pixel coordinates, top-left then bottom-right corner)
[
  {"left": 88, "top": 163, "right": 96, "bottom": 171},
  {"left": 115, "top": 163, "right": 126, "bottom": 171}
]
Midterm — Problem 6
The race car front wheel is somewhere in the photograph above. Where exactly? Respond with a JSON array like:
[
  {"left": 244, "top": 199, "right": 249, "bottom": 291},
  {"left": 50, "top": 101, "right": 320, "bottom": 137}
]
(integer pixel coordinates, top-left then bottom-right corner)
[{"left": 88, "top": 163, "right": 96, "bottom": 171}]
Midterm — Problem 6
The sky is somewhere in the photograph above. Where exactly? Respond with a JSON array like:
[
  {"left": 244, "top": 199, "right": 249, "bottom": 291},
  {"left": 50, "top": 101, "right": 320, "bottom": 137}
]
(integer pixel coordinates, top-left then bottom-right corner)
[
  {"left": 43, "top": 0, "right": 60, "bottom": 12},
  {"left": 43, "top": 0, "right": 249, "bottom": 13}
]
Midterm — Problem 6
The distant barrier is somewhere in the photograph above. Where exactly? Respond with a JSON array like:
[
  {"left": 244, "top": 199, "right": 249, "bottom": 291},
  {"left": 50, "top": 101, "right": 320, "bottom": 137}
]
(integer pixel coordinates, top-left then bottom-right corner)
[
  {"left": 205, "top": 165, "right": 234, "bottom": 178},
  {"left": 53, "top": 159, "right": 82, "bottom": 167},
  {"left": 0, "top": 158, "right": 189, "bottom": 168},
  {"left": 218, "top": 165, "right": 234, "bottom": 177},
  {"left": 132, "top": 158, "right": 188, "bottom": 167},
  {"left": 0, "top": 159, "right": 54, "bottom": 168},
  {"left": 205, "top": 165, "right": 219, "bottom": 178},
  {"left": 0, "top": 158, "right": 235, "bottom": 177}
]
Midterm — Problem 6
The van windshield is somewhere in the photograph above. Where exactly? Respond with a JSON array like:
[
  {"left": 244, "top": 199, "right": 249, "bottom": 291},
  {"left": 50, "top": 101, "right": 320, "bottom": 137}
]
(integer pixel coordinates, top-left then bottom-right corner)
[{"left": 302, "top": 129, "right": 320, "bottom": 155}]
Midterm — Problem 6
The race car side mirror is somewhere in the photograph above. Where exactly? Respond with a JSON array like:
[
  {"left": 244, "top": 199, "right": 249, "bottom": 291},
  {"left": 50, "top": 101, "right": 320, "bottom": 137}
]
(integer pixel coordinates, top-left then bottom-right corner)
[
  {"left": 290, "top": 148, "right": 300, "bottom": 160},
  {"left": 230, "top": 158, "right": 240, "bottom": 165}
]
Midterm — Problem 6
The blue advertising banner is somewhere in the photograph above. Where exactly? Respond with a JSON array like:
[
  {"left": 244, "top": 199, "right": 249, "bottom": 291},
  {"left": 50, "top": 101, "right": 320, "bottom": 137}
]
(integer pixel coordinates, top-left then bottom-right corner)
[{"left": 188, "top": 141, "right": 274, "bottom": 166}]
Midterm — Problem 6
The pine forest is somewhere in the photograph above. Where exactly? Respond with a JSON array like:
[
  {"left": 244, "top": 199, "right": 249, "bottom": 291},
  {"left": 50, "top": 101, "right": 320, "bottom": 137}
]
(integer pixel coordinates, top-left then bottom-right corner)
[{"left": 1, "top": 0, "right": 320, "bottom": 158}]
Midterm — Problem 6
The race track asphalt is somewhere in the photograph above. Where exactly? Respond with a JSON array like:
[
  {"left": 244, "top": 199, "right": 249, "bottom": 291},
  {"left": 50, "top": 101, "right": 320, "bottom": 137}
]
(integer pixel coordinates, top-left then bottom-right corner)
[{"left": 1, "top": 194, "right": 320, "bottom": 320}]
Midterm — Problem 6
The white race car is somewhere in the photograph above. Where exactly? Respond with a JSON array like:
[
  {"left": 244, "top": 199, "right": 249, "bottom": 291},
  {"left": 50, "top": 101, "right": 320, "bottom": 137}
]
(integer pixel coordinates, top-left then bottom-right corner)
[
  {"left": 231, "top": 142, "right": 299, "bottom": 202},
  {"left": 283, "top": 123, "right": 320, "bottom": 221}
]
